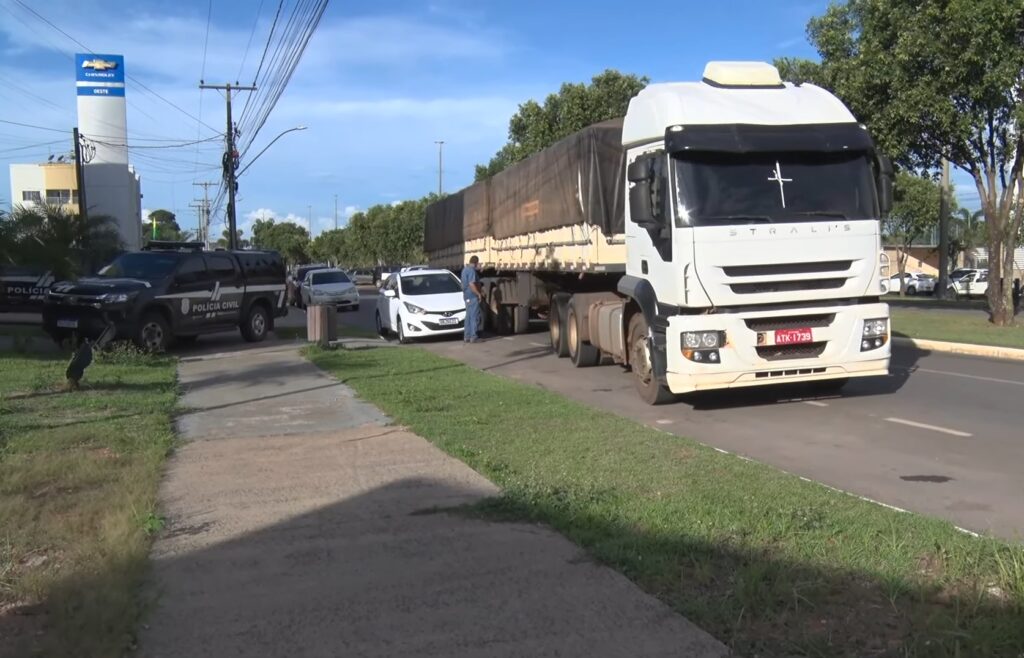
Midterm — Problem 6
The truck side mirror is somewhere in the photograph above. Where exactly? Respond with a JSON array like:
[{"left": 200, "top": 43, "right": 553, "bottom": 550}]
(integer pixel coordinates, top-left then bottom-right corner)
[
  {"left": 876, "top": 155, "right": 894, "bottom": 217},
  {"left": 628, "top": 156, "right": 663, "bottom": 229}
]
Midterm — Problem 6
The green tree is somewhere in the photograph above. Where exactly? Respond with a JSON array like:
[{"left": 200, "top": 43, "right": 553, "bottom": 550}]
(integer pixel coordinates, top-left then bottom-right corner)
[
  {"left": 475, "top": 70, "right": 649, "bottom": 180},
  {"left": 773, "top": 57, "right": 827, "bottom": 87},
  {"left": 143, "top": 209, "right": 188, "bottom": 244},
  {"left": 248, "top": 219, "right": 310, "bottom": 265},
  {"left": 216, "top": 228, "right": 249, "bottom": 249},
  {"left": 950, "top": 207, "right": 985, "bottom": 269},
  {"left": 802, "top": 0, "right": 1024, "bottom": 324},
  {"left": 309, "top": 228, "right": 350, "bottom": 265},
  {"left": 885, "top": 173, "right": 944, "bottom": 295},
  {"left": 2, "top": 204, "right": 122, "bottom": 279}
]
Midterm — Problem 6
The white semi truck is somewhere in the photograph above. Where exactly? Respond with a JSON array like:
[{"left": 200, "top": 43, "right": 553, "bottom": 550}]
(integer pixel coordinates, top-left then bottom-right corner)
[{"left": 425, "top": 61, "right": 893, "bottom": 404}]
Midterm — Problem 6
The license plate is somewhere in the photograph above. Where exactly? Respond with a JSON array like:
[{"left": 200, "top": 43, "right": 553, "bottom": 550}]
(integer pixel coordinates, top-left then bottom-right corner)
[
  {"left": 775, "top": 328, "right": 813, "bottom": 344},
  {"left": 437, "top": 317, "right": 459, "bottom": 326},
  {"left": 57, "top": 318, "right": 79, "bottom": 329}
]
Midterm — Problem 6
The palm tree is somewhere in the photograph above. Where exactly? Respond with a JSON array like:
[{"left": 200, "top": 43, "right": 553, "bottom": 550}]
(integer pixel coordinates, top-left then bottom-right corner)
[
  {"left": 950, "top": 208, "right": 985, "bottom": 268},
  {"left": 5, "top": 204, "right": 123, "bottom": 279}
]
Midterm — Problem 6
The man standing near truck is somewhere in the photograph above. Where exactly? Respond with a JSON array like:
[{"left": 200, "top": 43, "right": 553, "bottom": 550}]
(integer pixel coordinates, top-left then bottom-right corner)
[{"left": 461, "top": 256, "right": 483, "bottom": 343}]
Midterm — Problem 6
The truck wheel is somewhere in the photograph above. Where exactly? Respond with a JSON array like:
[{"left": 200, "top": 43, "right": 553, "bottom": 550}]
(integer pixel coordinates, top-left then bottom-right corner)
[
  {"left": 135, "top": 312, "right": 170, "bottom": 353},
  {"left": 627, "top": 313, "right": 674, "bottom": 405},
  {"left": 549, "top": 293, "right": 570, "bottom": 357},
  {"left": 567, "top": 298, "right": 600, "bottom": 367},
  {"left": 241, "top": 304, "right": 269, "bottom": 343}
]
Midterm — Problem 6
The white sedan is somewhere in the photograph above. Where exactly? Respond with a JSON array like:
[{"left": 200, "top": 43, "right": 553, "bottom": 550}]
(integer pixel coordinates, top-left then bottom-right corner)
[
  {"left": 888, "top": 272, "right": 936, "bottom": 295},
  {"left": 300, "top": 268, "right": 360, "bottom": 310},
  {"left": 375, "top": 269, "right": 466, "bottom": 343},
  {"left": 949, "top": 269, "right": 989, "bottom": 297}
]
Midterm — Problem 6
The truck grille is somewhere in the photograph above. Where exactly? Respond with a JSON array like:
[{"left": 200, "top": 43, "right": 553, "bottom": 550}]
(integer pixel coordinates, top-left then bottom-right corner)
[
  {"left": 744, "top": 314, "right": 835, "bottom": 332},
  {"left": 722, "top": 260, "right": 852, "bottom": 277},
  {"left": 756, "top": 341, "right": 827, "bottom": 361},
  {"left": 730, "top": 278, "right": 846, "bottom": 295}
]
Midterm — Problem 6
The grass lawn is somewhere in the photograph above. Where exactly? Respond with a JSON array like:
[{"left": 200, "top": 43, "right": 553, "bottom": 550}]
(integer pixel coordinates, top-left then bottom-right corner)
[
  {"left": 0, "top": 347, "right": 177, "bottom": 658},
  {"left": 309, "top": 345, "right": 1024, "bottom": 657},
  {"left": 891, "top": 307, "right": 1024, "bottom": 349}
]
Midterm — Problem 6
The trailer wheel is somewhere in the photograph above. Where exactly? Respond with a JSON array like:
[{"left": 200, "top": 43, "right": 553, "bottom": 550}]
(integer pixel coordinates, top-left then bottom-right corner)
[
  {"left": 549, "top": 293, "right": 570, "bottom": 357},
  {"left": 627, "top": 313, "right": 674, "bottom": 405},
  {"left": 567, "top": 298, "right": 600, "bottom": 367}
]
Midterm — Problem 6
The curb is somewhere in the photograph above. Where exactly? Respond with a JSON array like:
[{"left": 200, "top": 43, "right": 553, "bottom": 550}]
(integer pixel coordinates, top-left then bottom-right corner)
[{"left": 893, "top": 336, "right": 1024, "bottom": 362}]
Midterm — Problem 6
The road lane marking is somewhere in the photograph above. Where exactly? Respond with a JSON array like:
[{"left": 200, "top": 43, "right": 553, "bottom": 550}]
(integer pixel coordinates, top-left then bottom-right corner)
[
  {"left": 502, "top": 337, "right": 515, "bottom": 341},
  {"left": 884, "top": 417, "right": 972, "bottom": 437},
  {"left": 911, "top": 367, "right": 1024, "bottom": 387},
  {"left": 529, "top": 341, "right": 548, "bottom": 347},
  {"left": 803, "top": 401, "right": 829, "bottom": 407}
]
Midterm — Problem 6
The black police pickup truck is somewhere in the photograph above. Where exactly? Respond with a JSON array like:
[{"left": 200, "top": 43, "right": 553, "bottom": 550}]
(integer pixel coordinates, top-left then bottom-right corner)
[{"left": 42, "top": 241, "right": 288, "bottom": 351}]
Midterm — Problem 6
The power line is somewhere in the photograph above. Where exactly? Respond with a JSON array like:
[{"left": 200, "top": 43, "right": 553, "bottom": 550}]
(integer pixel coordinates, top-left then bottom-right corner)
[
  {"left": 237, "top": 0, "right": 267, "bottom": 82},
  {"left": 0, "top": 139, "right": 68, "bottom": 156},
  {"left": 0, "top": 119, "right": 67, "bottom": 133},
  {"left": 200, "top": 0, "right": 213, "bottom": 82},
  {"left": 251, "top": 0, "right": 284, "bottom": 86},
  {"left": 12, "top": 0, "right": 221, "bottom": 136}
]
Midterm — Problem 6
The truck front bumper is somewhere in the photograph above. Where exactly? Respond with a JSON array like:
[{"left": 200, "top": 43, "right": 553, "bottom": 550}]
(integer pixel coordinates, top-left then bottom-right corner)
[{"left": 663, "top": 302, "right": 890, "bottom": 394}]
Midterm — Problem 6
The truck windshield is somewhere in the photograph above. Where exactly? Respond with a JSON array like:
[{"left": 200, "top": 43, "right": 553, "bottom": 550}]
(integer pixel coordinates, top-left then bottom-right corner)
[
  {"left": 400, "top": 273, "right": 462, "bottom": 295},
  {"left": 98, "top": 253, "right": 180, "bottom": 280},
  {"left": 673, "top": 151, "right": 877, "bottom": 226}
]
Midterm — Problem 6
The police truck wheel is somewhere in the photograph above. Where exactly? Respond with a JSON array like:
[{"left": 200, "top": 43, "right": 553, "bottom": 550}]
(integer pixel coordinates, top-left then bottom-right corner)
[
  {"left": 627, "top": 313, "right": 674, "bottom": 405},
  {"left": 241, "top": 304, "right": 269, "bottom": 343},
  {"left": 136, "top": 312, "right": 170, "bottom": 353},
  {"left": 567, "top": 298, "right": 600, "bottom": 367},
  {"left": 549, "top": 293, "right": 570, "bottom": 357}
]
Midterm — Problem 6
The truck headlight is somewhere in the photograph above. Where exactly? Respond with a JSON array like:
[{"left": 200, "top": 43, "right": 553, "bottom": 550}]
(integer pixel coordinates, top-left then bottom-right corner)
[
  {"left": 404, "top": 302, "right": 426, "bottom": 315},
  {"left": 681, "top": 331, "right": 724, "bottom": 363},
  {"left": 861, "top": 317, "right": 888, "bottom": 351},
  {"left": 100, "top": 292, "right": 133, "bottom": 304}
]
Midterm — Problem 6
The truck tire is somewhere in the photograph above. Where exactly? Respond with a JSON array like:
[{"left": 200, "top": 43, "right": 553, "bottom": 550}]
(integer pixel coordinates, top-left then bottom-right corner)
[
  {"left": 627, "top": 313, "right": 674, "bottom": 405},
  {"left": 513, "top": 305, "right": 530, "bottom": 334},
  {"left": 549, "top": 293, "right": 570, "bottom": 357},
  {"left": 567, "top": 298, "right": 600, "bottom": 367},
  {"left": 241, "top": 303, "right": 269, "bottom": 343},
  {"left": 486, "top": 285, "right": 512, "bottom": 335},
  {"left": 135, "top": 311, "right": 170, "bottom": 353}
]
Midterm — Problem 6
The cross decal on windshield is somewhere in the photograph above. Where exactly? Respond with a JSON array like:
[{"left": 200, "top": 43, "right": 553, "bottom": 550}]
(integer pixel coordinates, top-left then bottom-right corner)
[{"left": 767, "top": 161, "right": 793, "bottom": 208}]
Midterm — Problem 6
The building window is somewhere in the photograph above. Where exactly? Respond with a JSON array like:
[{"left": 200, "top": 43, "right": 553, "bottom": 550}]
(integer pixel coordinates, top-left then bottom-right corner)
[
  {"left": 45, "top": 189, "right": 72, "bottom": 205},
  {"left": 72, "top": 190, "right": 79, "bottom": 204},
  {"left": 21, "top": 191, "right": 42, "bottom": 204}
]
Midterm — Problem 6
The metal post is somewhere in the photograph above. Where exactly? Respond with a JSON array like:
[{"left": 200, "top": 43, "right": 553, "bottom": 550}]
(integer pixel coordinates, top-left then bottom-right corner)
[
  {"left": 72, "top": 127, "right": 88, "bottom": 220},
  {"left": 334, "top": 194, "right": 338, "bottom": 231},
  {"left": 435, "top": 140, "right": 444, "bottom": 195},
  {"left": 193, "top": 181, "right": 215, "bottom": 246},
  {"left": 200, "top": 82, "right": 256, "bottom": 251},
  {"left": 936, "top": 158, "right": 951, "bottom": 299}
]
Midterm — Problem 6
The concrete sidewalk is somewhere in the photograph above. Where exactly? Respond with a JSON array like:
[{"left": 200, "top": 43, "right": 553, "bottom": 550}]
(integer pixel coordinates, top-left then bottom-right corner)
[{"left": 139, "top": 345, "right": 727, "bottom": 658}]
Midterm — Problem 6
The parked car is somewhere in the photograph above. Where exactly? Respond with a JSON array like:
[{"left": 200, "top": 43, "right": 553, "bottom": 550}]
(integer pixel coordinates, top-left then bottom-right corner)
[
  {"left": 299, "top": 268, "right": 359, "bottom": 311},
  {"left": 949, "top": 268, "right": 981, "bottom": 282},
  {"left": 288, "top": 263, "right": 328, "bottom": 306},
  {"left": 888, "top": 272, "right": 936, "bottom": 295},
  {"left": 42, "top": 241, "right": 287, "bottom": 351},
  {"left": 375, "top": 268, "right": 466, "bottom": 343},
  {"left": 949, "top": 269, "right": 989, "bottom": 297},
  {"left": 348, "top": 269, "right": 375, "bottom": 286}
]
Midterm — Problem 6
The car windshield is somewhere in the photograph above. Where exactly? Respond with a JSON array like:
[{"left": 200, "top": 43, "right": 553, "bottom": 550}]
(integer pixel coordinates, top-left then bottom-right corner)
[
  {"left": 400, "top": 273, "right": 462, "bottom": 295},
  {"left": 98, "top": 253, "right": 180, "bottom": 280},
  {"left": 673, "top": 151, "right": 877, "bottom": 225},
  {"left": 311, "top": 271, "right": 350, "bottom": 284}
]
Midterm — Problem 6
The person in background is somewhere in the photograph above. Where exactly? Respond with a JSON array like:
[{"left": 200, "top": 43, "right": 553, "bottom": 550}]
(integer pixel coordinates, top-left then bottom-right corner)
[{"left": 461, "top": 256, "right": 484, "bottom": 343}]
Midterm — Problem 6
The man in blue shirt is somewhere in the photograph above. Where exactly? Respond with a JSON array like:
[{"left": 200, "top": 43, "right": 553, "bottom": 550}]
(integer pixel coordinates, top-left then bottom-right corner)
[{"left": 460, "top": 256, "right": 484, "bottom": 342}]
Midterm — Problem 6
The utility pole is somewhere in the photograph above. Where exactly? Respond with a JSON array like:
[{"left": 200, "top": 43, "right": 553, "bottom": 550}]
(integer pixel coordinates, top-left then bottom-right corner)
[
  {"left": 200, "top": 81, "right": 256, "bottom": 250},
  {"left": 936, "top": 157, "right": 951, "bottom": 299},
  {"left": 193, "top": 181, "right": 216, "bottom": 246},
  {"left": 72, "top": 127, "right": 88, "bottom": 220},
  {"left": 308, "top": 205, "right": 313, "bottom": 235},
  {"left": 334, "top": 194, "right": 338, "bottom": 231},
  {"left": 435, "top": 140, "right": 444, "bottom": 196}
]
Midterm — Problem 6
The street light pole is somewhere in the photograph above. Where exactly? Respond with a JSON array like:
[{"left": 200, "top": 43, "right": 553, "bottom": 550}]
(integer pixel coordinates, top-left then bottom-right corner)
[
  {"left": 308, "top": 205, "right": 312, "bottom": 234},
  {"left": 235, "top": 126, "right": 308, "bottom": 177},
  {"left": 435, "top": 140, "right": 444, "bottom": 196},
  {"left": 334, "top": 194, "right": 338, "bottom": 231}
]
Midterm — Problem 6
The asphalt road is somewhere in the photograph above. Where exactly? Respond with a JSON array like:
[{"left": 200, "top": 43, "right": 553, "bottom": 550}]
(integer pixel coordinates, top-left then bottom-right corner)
[{"left": 339, "top": 292, "right": 1024, "bottom": 541}]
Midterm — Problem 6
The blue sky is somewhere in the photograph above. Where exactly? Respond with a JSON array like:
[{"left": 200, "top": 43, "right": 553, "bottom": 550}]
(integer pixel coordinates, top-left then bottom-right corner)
[{"left": 0, "top": 0, "right": 978, "bottom": 238}]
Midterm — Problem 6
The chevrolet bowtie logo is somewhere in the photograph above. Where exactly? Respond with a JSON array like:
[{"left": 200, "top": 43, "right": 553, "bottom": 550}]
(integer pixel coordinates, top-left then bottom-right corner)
[{"left": 81, "top": 59, "right": 118, "bottom": 71}]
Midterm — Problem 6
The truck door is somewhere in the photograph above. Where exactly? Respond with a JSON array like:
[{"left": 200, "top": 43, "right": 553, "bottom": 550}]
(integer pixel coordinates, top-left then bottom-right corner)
[
  {"left": 169, "top": 254, "right": 214, "bottom": 333},
  {"left": 204, "top": 253, "right": 244, "bottom": 324}
]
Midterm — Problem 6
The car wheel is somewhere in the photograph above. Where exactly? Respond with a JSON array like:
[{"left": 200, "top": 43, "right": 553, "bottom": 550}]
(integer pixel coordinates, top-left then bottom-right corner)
[
  {"left": 375, "top": 310, "right": 387, "bottom": 337},
  {"left": 135, "top": 312, "right": 170, "bottom": 352},
  {"left": 397, "top": 316, "right": 410, "bottom": 344},
  {"left": 907, "top": 286, "right": 917, "bottom": 295},
  {"left": 241, "top": 304, "right": 269, "bottom": 343},
  {"left": 627, "top": 313, "right": 674, "bottom": 405}
]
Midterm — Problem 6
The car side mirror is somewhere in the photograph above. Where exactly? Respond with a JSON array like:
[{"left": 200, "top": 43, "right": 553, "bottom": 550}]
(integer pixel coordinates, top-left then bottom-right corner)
[
  {"left": 383, "top": 289, "right": 396, "bottom": 298},
  {"left": 628, "top": 155, "right": 664, "bottom": 229},
  {"left": 876, "top": 155, "right": 894, "bottom": 216}
]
